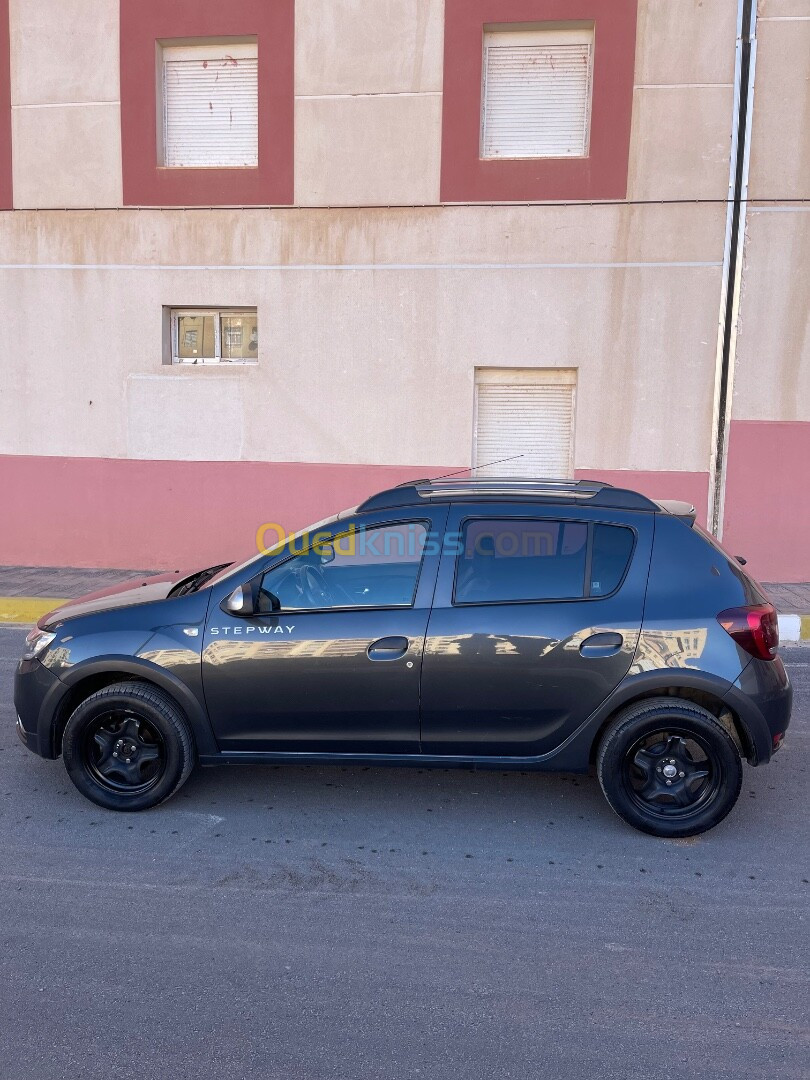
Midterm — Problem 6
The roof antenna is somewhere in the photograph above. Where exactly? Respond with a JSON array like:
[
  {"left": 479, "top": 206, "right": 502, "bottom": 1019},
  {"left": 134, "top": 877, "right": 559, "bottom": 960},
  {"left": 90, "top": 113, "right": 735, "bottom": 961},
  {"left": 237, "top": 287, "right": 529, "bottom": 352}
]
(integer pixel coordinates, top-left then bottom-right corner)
[{"left": 428, "top": 454, "right": 526, "bottom": 482}]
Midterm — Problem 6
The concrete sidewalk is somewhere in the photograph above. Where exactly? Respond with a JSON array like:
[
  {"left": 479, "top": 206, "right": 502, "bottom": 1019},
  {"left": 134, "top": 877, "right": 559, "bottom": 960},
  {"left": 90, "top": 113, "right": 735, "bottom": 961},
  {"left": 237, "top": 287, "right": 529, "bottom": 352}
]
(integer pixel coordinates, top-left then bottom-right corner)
[
  {"left": 0, "top": 565, "right": 154, "bottom": 624},
  {"left": 0, "top": 564, "right": 808, "bottom": 639}
]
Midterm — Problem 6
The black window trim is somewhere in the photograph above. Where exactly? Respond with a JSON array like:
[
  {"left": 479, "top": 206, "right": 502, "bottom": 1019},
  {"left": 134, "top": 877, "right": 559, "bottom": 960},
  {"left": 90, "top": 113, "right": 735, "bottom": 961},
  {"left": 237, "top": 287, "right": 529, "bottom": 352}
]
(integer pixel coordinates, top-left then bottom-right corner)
[
  {"left": 252, "top": 517, "right": 434, "bottom": 616},
  {"left": 450, "top": 515, "right": 638, "bottom": 608}
]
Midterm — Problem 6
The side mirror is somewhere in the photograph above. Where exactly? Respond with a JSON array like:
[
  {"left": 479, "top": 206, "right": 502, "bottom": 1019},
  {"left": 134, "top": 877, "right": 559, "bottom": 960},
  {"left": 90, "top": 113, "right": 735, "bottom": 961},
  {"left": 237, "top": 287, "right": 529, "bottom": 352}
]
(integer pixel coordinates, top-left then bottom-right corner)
[
  {"left": 221, "top": 580, "right": 281, "bottom": 616},
  {"left": 222, "top": 582, "right": 257, "bottom": 616},
  {"left": 318, "top": 542, "right": 335, "bottom": 565}
]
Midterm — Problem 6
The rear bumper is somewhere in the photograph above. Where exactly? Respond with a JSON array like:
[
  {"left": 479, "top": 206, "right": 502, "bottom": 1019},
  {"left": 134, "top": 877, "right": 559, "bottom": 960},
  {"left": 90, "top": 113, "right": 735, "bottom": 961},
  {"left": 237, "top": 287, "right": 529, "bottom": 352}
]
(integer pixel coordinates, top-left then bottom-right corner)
[{"left": 723, "top": 655, "right": 792, "bottom": 765}]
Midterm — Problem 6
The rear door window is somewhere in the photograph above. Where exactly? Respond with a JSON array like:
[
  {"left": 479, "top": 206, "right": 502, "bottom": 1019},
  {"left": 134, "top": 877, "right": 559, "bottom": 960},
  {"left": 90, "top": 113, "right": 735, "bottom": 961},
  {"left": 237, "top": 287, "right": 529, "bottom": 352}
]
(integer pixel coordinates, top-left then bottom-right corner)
[
  {"left": 454, "top": 519, "right": 635, "bottom": 604},
  {"left": 454, "top": 519, "right": 588, "bottom": 603}
]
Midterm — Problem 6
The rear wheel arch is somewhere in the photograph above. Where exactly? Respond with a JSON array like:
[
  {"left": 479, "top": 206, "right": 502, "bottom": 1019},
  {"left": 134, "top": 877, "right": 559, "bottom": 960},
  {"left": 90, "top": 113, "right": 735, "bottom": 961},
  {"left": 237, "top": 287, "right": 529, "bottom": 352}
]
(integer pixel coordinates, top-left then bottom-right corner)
[
  {"left": 595, "top": 696, "right": 744, "bottom": 837},
  {"left": 589, "top": 686, "right": 753, "bottom": 766}
]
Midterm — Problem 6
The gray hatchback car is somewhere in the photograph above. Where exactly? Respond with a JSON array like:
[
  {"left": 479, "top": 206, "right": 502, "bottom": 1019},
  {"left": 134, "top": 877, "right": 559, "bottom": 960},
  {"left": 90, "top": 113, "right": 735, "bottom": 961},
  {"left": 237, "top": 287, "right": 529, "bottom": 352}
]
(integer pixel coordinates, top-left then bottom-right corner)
[{"left": 15, "top": 478, "right": 791, "bottom": 836}]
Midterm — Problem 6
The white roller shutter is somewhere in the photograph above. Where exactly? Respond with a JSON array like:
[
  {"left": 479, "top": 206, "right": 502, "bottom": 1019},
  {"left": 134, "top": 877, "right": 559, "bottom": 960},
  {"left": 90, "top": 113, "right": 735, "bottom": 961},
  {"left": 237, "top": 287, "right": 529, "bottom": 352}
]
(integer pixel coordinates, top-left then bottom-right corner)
[
  {"left": 162, "top": 42, "right": 258, "bottom": 167},
  {"left": 474, "top": 371, "right": 575, "bottom": 478},
  {"left": 481, "top": 28, "right": 594, "bottom": 159}
]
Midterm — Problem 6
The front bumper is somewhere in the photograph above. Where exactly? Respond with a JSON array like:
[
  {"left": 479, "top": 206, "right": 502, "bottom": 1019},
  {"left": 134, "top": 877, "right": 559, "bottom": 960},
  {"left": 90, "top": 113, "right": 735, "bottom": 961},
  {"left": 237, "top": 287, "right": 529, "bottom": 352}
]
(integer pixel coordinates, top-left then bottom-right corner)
[
  {"left": 13, "top": 657, "right": 66, "bottom": 759},
  {"left": 16, "top": 713, "right": 46, "bottom": 756},
  {"left": 723, "top": 655, "right": 792, "bottom": 765}
]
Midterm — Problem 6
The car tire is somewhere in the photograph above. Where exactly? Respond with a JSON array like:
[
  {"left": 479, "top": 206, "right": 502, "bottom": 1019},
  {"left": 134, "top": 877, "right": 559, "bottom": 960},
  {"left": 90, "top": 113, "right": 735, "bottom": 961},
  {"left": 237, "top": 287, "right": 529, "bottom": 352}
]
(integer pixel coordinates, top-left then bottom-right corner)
[
  {"left": 597, "top": 697, "right": 743, "bottom": 838},
  {"left": 62, "top": 681, "right": 195, "bottom": 811}
]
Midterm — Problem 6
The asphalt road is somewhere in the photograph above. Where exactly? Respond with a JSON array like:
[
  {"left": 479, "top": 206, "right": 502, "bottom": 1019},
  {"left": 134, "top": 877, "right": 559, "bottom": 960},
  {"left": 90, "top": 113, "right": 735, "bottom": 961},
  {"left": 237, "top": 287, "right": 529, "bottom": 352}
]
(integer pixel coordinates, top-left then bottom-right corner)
[{"left": 0, "top": 625, "right": 807, "bottom": 1080}]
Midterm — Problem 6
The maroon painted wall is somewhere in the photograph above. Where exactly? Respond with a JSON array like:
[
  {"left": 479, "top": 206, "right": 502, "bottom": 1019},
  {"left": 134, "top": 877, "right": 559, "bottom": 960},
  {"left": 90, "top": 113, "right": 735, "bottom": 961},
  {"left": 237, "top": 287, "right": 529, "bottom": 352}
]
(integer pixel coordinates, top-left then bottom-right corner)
[
  {"left": 120, "top": 0, "right": 294, "bottom": 206},
  {"left": 441, "top": 0, "right": 638, "bottom": 202}
]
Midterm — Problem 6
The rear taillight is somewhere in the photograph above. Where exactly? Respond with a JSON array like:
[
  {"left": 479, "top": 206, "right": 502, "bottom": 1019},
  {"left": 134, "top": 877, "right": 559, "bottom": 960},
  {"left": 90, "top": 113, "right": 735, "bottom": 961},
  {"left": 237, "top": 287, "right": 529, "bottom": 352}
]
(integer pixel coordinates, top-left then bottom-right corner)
[{"left": 717, "top": 603, "right": 779, "bottom": 661}]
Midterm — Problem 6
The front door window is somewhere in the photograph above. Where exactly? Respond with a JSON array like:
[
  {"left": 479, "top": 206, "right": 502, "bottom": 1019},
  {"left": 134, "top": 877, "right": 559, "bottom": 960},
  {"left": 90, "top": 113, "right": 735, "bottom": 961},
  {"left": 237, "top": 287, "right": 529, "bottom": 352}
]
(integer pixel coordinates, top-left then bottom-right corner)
[{"left": 260, "top": 521, "right": 429, "bottom": 611}]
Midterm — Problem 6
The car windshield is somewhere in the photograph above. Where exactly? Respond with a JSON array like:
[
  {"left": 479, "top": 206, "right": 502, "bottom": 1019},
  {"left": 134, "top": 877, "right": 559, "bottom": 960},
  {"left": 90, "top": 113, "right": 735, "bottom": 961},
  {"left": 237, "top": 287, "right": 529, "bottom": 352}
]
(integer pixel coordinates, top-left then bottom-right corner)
[{"left": 205, "top": 507, "right": 358, "bottom": 589}]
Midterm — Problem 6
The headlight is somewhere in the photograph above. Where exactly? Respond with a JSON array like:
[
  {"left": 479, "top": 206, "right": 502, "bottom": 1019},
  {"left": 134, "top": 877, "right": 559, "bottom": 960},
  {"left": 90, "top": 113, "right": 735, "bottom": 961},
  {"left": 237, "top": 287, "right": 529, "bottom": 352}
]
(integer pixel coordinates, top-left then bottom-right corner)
[{"left": 22, "top": 628, "right": 56, "bottom": 661}]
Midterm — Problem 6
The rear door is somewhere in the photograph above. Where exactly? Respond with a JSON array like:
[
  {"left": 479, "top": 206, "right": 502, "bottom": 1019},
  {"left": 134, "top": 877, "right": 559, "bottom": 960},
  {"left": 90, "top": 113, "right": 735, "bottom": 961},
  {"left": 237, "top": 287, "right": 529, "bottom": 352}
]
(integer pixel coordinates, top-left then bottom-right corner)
[{"left": 420, "top": 503, "right": 653, "bottom": 756}]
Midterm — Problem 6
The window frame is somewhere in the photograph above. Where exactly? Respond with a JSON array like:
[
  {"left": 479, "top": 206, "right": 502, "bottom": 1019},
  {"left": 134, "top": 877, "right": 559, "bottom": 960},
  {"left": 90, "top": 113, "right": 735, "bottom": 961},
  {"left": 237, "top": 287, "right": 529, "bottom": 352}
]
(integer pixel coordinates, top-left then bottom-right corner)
[
  {"left": 440, "top": 0, "right": 638, "bottom": 203},
  {"left": 159, "top": 39, "right": 259, "bottom": 169},
  {"left": 451, "top": 516, "right": 637, "bottom": 607},
  {"left": 256, "top": 519, "right": 433, "bottom": 615},
  {"left": 170, "top": 307, "right": 258, "bottom": 365},
  {"left": 472, "top": 367, "right": 577, "bottom": 480},
  {"left": 480, "top": 25, "right": 595, "bottom": 161},
  {"left": 119, "top": 0, "right": 294, "bottom": 207}
]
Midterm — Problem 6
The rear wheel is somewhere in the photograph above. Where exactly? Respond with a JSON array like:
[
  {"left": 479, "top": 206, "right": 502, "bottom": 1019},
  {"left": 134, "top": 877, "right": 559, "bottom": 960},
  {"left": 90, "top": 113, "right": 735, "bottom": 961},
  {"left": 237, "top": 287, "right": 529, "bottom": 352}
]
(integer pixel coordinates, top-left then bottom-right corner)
[
  {"left": 597, "top": 698, "right": 743, "bottom": 837},
  {"left": 62, "top": 681, "right": 195, "bottom": 811}
]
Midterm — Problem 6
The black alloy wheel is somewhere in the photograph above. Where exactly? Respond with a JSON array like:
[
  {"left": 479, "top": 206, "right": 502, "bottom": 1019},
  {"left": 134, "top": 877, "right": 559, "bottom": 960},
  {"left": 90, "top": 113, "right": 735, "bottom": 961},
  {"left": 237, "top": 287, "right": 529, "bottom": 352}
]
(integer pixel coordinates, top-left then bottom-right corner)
[
  {"left": 597, "top": 697, "right": 743, "bottom": 837},
  {"left": 62, "top": 681, "right": 195, "bottom": 811},
  {"left": 623, "top": 729, "right": 720, "bottom": 820},
  {"left": 83, "top": 710, "right": 166, "bottom": 794}
]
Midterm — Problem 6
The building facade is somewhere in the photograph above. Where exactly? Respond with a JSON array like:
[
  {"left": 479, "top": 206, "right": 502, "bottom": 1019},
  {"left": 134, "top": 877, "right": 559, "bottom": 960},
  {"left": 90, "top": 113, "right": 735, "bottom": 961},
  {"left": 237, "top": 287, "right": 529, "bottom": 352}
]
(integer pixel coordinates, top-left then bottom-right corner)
[{"left": 0, "top": 0, "right": 806, "bottom": 581}]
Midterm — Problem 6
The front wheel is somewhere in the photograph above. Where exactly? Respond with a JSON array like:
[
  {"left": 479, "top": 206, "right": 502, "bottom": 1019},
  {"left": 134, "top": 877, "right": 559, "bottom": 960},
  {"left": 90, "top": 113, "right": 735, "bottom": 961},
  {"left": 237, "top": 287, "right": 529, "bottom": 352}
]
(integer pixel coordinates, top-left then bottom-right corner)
[
  {"left": 597, "top": 698, "right": 743, "bottom": 837},
  {"left": 62, "top": 681, "right": 195, "bottom": 811}
]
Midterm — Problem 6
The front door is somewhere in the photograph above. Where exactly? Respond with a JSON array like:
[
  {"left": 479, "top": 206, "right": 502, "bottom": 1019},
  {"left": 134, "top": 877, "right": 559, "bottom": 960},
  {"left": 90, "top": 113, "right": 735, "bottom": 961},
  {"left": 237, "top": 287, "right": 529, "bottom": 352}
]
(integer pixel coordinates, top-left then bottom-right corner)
[
  {"left": 203, "top": 509, "right": 447, "bottom": 753},
  {"left": 420, "top": 505, "right": 653, "bottom": 757}
]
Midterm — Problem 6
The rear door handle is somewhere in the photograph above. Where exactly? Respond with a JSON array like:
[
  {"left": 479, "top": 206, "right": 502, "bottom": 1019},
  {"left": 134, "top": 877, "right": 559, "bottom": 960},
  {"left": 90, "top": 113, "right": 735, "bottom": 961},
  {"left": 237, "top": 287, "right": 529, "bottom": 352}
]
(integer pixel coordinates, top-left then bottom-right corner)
[
  {"left": 367, "top": 636, "right": 409, "bottom": 661},
  {"left": 580, "top": 632, "right": 624, "bottom": 658}
]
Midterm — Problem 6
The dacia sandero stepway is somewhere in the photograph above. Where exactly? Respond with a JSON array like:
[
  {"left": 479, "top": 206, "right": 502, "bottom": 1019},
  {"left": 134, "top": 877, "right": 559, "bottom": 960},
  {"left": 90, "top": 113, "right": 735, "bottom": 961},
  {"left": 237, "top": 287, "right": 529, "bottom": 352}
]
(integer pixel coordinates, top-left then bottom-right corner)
[{"left": 14, "top": 478, "right": 791, "bottom": 836}]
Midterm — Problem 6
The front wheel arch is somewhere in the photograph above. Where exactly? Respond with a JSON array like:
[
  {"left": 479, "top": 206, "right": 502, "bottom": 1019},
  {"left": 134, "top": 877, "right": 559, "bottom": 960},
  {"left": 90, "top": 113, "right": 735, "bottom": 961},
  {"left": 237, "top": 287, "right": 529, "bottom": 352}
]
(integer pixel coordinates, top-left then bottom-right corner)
[
  {"left": 52, "top": 659, "right": 218, "bottom": 757},
  {"left": 61, "top": 680, "right": 196, "bottom": 811},
  {"left": 53, "top": 672, "right": 150, "bottom": 755}
]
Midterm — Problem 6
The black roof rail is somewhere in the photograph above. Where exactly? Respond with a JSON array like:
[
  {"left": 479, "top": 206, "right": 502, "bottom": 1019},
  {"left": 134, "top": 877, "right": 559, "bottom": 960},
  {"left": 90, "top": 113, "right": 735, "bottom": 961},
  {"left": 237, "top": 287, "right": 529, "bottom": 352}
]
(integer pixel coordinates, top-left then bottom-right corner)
[
  {"left": 394, "top": 474, "right": 617, "bottom": 489},
  {"left": 357, "top": 477, "right": 657, "bottom": 513}
]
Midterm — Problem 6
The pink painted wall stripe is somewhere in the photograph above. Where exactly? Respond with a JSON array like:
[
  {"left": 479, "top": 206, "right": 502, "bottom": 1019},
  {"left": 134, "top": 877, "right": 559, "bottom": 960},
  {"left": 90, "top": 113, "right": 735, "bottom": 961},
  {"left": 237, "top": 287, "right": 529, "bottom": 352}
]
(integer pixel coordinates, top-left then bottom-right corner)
[
  {"left": 14, "top": 447, "right": 804, "bottom": 585},
  {"left": 0, "top": 456, "right": 453, "bottom": 570},
  {"left": 722, "top": 420, "right": 810, "bottom": 584}
]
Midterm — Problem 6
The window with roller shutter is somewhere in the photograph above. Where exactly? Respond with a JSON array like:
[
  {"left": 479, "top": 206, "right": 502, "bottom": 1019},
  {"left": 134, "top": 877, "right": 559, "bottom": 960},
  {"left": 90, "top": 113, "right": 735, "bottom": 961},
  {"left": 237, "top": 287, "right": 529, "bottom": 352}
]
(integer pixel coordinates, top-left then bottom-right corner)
[
  {"left": 473, "top": 369, "right": 576, "bottom": 478},
  {"left": 481, "top": 27, "right": 594, "bottom": 160},
  {"left": 160, "top": 41, "right": 258, "bottom": 168}
]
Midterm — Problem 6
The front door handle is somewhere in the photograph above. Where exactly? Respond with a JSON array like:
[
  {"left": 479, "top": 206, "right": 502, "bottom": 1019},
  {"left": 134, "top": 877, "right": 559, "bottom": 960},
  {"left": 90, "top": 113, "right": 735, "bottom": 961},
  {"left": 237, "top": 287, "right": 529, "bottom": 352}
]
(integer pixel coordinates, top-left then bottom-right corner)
[
  {"left": 580, "top": 632, "right": 624, "bottom": 658},
  {"left": 367, "top": 636, "right": 409, "bottom": 661}
]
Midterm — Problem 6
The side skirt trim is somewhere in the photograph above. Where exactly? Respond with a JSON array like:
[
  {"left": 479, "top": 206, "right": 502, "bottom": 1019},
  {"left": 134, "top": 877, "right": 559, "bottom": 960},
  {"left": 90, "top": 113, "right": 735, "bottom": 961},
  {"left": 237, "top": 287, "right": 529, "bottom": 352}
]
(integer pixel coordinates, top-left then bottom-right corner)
[{"left": 198, "top": 749, "right": 588, "bottom": 772}]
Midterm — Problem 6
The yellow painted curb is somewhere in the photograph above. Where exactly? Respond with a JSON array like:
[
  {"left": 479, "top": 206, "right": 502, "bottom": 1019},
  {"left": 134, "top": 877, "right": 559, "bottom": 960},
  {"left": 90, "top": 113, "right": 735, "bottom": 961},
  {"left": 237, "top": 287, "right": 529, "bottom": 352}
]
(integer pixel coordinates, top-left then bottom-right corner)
[
  {"left": 0, "top": 597, "right": 67, "bottom": 624},
  {"left": 801, "top": 615, "right": 810, "bottom": 641}
]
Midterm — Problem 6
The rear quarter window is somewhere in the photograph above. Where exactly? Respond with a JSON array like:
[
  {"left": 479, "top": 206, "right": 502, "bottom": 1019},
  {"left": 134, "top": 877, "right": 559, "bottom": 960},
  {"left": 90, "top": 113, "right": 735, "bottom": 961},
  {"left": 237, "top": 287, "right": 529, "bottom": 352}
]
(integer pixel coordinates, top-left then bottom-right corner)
[{"left": 590, "top": 524, "right": 635, "bottom": 596}]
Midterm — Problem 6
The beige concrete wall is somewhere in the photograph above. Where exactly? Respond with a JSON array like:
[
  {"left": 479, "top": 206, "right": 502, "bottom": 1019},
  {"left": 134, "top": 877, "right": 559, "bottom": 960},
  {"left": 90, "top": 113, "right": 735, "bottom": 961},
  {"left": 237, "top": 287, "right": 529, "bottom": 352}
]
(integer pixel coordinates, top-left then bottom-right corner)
[
  {"left": 747, "top": 14, "right": 810, "bottom": 201},
  {"left": 627, "top": 0, "right": 736, "bottom": 202},
  {"left": 4, "top": 0, "right": 741, "bottom": 208},
  {"left": 293, "top": 0, "right": 444, "bottom": 204},
  {"left": 757, "top": 0, "right": 810, "bottom": 16},
  {"left": 732, "top": 208, "right": 810, "bottom": 421},
  {"left": 294, "top": 93, "right": 442, "bottom": 206},
  {"left": 0, "top": 204, "right": 726, "bottom": 471},
  {"left": 732, "top": 2, "right": 810, "bottom": 423},
  {"left": 9, "top": 0, "right": 122, "bottom": 208},
  {"left": 0, "top": 0, "right": 741, "bottom": 488},
  {"left": 295, "top": 0, "right": 445, "bottom": 95},
  {"left": 636, "top": 0, "right": 737, "bottom": 86}
]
